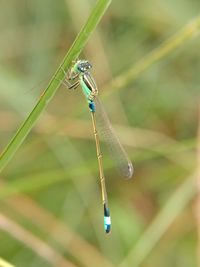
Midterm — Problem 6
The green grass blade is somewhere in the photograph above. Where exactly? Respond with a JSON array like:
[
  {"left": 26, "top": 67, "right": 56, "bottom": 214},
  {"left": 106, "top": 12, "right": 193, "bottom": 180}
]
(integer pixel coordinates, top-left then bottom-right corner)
[{"left": 0, "top": 0, "right": 111, "bottom": 173}]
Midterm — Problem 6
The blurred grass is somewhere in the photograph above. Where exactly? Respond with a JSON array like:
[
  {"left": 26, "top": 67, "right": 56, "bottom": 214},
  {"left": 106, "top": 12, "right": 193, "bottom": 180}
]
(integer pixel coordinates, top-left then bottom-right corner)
[
  {"left": 0, "top": 0, "right": 199, "bottom": 267},
  {"left": 104, "top": 15, "right": 200, "bottom": 95},
  {"left": 0, "top": 258, "right": 15, "bottom": 267}
]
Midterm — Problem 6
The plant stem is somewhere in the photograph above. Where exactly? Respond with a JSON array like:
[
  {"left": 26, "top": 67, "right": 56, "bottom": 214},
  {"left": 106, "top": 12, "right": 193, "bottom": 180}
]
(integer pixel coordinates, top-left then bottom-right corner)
[{"left": 0, "top": 0, "right": 111, "bottom": 173}]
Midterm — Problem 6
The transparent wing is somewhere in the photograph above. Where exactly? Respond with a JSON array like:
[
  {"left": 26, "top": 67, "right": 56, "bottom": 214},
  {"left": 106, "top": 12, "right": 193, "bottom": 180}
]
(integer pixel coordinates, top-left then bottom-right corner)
[{"left": 94, "top": 97, "right": 134, "bottom": 179}]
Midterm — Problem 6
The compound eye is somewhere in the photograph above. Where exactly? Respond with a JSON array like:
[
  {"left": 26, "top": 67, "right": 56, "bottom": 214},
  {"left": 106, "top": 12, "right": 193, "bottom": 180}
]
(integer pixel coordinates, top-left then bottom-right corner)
[{"left": 77, "top": 65, "right": 84, "bottom": 72}]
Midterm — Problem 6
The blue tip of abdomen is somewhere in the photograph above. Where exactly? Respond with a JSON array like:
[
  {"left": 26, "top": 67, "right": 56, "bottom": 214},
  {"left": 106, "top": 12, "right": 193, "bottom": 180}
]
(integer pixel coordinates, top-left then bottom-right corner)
[
  {"left": 104, "top": 216, "right": 111, "bottom": 234},
  {"left": 104, "top": 204, "right": 111, "bottom": 234}
]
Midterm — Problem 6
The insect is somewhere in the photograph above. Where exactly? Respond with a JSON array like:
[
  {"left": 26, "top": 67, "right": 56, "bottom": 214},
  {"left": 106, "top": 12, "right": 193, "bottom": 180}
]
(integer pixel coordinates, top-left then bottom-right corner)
[{"left": 62, "top": 59, "right": 133, "bottom": 234}]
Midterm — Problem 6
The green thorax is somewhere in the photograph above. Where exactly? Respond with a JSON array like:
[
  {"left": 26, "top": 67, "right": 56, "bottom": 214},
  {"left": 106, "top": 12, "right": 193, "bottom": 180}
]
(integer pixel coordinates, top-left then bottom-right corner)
[{"left": 79, "top": 75, "right": 92, "bottom": 100}]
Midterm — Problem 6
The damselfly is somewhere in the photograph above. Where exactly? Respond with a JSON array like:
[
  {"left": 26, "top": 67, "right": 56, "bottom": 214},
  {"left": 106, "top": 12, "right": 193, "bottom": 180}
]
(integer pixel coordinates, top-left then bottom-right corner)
[{"left": 62, "top": 60, "right": 134, "bottom": 234}]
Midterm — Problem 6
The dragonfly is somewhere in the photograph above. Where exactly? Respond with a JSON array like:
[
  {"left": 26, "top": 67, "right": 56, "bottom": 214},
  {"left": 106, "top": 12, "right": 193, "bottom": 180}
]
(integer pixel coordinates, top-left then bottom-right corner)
[{"left": 62, "top": 59, "right": 134, "bottom": 234}]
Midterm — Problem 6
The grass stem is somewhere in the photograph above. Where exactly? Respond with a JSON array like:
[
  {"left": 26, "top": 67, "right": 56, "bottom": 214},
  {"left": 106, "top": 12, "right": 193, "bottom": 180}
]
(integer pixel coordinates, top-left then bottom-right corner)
[{"left": 0, "top": 0, "right": 111, "bottom": 173}]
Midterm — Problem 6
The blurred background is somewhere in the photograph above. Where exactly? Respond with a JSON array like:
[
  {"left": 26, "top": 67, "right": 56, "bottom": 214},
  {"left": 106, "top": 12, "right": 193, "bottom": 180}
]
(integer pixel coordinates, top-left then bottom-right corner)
[{"left": 0, "top": 0, "right": 199, "bottom": 266}]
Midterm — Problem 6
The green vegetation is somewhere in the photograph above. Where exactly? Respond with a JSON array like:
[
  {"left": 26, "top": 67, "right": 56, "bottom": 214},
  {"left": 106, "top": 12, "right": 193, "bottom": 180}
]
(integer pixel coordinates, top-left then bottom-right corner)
[
  {"left": 0, "top": 0, "right": 199, "bottom": 266},
  {"left": 0, "top": 0, "right": 111, "bottom": 173}
]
